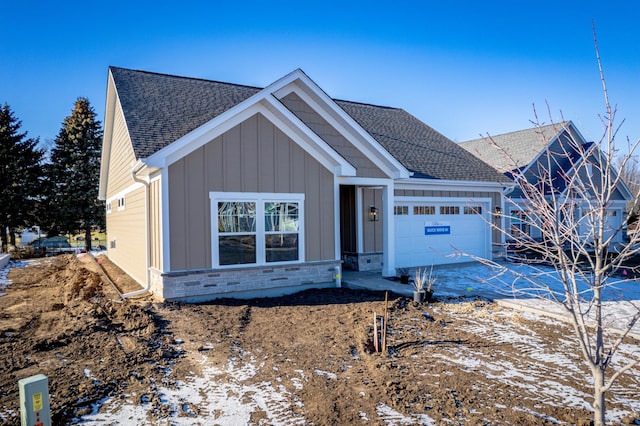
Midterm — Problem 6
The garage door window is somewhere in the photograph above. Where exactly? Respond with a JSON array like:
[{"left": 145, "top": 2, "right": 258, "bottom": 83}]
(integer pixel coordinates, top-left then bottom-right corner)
[
  {"left": 464, "top": 206, "right": 482, "bottom": 215},
  {"left": 440, "top": 206, "right": 460, "bottom": 215},
  {"left": 394, "top": 206, "right": 409, "bottom": 215},
  {"left": 414, "top": 205, "right": 435, "bottom": 215}
]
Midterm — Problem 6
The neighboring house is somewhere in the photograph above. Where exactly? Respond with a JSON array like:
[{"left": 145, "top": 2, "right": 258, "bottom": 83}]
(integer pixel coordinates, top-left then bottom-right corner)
[
  {"left": 99, "top": 67, "right": 511, "bottom": 301},
  {"left": 461, "top": 121, "right": 632, "bottom": 246}
]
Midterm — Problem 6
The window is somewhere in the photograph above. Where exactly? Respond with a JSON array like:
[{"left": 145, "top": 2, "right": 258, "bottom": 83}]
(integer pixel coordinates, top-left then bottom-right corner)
[
  {"left": 117, "top": 197, "right": 125, "bottom": 211},
  {"left": 414, "top": 205, "right": 435, "bottom": 215},
  {"left": 218, "top": 201, "right": 257, "bottom": 265},
  {"left": 607, "top": 210, "right": 617, "bottom": 217},
  {"left": 510, "top": 210, "right": 530, "bottom": 237},
  {"left": 106, "top": 202, "right": 112, "bottom": 214},
  {"left": 264, "top": 202, "right": 299, "bottom": 262},
  {"left": 211, "top": 193, "right": 304, "bottom": 267},
  {"left": 440, "top": 206, "right": 460, "bottom": 215},
  {"left": 394, "top": 205, "right": 409, "bottom": 215},
  {"left": 464, "top": 206, "right": 482, "bottom": 215}
]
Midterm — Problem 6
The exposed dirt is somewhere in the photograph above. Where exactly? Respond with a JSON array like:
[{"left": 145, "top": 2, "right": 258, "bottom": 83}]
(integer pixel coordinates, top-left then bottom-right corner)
[{"left": 0, "top": 255, "right": 638, "bottom": 425}]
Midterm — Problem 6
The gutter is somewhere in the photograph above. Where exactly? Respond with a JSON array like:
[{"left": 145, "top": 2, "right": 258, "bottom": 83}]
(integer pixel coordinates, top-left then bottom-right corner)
[{"left": 121, "top": 160, "right": 152, "bottom": 298}]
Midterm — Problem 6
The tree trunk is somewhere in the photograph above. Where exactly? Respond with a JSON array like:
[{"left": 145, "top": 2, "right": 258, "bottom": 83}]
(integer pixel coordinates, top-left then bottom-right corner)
[
  {"left": 84, "top": 227, "right": 92, "bottom": 253},
  {"left": 0, "top": 224, "right": 7, "bottom": 253},
  {"left": 593, "top": 366, "right": 606, "bottom": 426}
]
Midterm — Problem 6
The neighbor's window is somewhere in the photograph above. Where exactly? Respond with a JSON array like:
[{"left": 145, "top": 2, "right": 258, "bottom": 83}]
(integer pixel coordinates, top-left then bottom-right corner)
[
  {"left": 394, "top": 205, "right": 409, "bottom": 215},
  {"left": 117, "top": 197, "right": 125, "bottom": 211},
  {"left": 464, "top": 206, "right": 482, "bottom": 215},
  {"left": 414, "top": 205, "right": 435, "bottom": 215},
  {"left": 106, "top": 202, "right": 112, "bottom": 214},
  {"left": 440, "top": 206, "right": 460, "bottom": 215},
  {"left": 212, "top": 193, "right": 304, "bottom": 267},
  {"left": 510, "top": 210, "right": 531, "bottom": 237}
]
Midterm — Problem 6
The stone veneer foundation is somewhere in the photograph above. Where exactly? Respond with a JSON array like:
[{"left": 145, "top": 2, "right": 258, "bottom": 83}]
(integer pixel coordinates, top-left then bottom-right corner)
[{"left": 148, "top": 260, "right": 342, "bottom": 302}]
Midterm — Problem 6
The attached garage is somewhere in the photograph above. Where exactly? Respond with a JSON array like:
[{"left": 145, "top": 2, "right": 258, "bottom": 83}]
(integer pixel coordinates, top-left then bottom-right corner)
[{"left": 394, "top": 198, "right": 491, "bottom": 267}]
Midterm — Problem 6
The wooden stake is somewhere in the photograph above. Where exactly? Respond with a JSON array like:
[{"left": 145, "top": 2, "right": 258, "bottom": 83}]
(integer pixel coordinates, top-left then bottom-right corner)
[
  {"left": 382, "top": 291, "right": 388, "bottom": 352},
  {"left": 373, "top": 311, "right": 379, "bottom": 353}
]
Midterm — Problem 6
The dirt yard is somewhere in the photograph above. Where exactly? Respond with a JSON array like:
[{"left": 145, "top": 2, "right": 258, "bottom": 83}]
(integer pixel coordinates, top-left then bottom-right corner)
[{"left": 0, "top": 255, "right": 638, "bottom": 425}]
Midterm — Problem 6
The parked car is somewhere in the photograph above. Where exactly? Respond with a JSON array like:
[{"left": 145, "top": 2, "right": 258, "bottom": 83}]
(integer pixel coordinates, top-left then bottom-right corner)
[{"left": 28, "top": 237, "right": 76, "bottom": 255}]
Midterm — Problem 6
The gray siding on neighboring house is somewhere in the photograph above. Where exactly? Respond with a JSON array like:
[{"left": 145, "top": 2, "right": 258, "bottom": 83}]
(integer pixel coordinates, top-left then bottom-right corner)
[
  {"left": 168, "top": 113, "right": 335, "bottom": 271},
  {"left": 280, "top": 92, "right": 388, "bottom": 179}
]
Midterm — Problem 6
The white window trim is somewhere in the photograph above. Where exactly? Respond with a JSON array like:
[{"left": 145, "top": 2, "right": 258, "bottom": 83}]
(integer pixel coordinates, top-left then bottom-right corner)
[
  {"left": 209, "top": 192, "right": 305, "bottom": 268},
  {"left": 117, "top": 196, "right": 126, "bottom": 211},
  {"left": 106, "top": 202, "right": 112, "bottom": 214}
]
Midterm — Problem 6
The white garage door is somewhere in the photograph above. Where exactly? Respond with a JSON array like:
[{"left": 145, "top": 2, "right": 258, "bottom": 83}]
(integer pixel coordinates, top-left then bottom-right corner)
[{"left": 394, "top": 200, "right": 490, "bottom": 268}]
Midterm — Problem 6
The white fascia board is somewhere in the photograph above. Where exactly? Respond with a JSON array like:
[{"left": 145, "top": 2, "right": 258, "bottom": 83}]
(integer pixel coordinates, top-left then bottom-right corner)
[
  {"left": 144, "top": 78, "right": 355, "bottom": 177},
  {"left": 260, "top": 96, "right": 356, "bottom": 176},
  {"left": 395, "top": 178, "right": 509, "bottom": 193},
  {"left": 272, "top": 77, "right": 410, "bottom": 179},
  {"left": 337, "top": 176, "right": 395, "bottom": 187},
  {"left": 145, "top": 93, "right": 265, "bottom": 168}
]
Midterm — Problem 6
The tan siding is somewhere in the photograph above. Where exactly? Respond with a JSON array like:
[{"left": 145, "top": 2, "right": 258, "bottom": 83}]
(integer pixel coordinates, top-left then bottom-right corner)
[
  {"left": 106, "top": 101, "right": 136, "bottom": 198},
  {"left": 149, "top": 179, "right": 162, "bottom": 270},
  {"left": 362, "top": 188, "right": 383, "bottom": 252},
  {"left": 281, "top": 92, "right": 387, "bottom": 179},
  {"left": 106, "top": 187, "right": 147, "bottom": 284},
  {"left": 168, "top": 113, "right": 335, "bottom": 271}
]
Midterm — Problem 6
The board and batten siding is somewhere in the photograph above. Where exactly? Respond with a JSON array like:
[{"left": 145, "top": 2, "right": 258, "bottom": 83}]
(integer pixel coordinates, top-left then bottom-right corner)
[
  {"left": 149, "top": 179, "right": 162, "bottom": 270},
  {"left": 280, "top": 92, "right": 387, "bottom": 179},
  {"left": 362, "top": 188, "right": 383, "bottom": 252},
  {"left": 106, "top": 187, "right": 148, "bottom": 285},
  {"left": 394, "top": 189, "right": 502, "bottom": 251},
  {"left": 168, "top": 113, "right": 335, "bottom": 271}
]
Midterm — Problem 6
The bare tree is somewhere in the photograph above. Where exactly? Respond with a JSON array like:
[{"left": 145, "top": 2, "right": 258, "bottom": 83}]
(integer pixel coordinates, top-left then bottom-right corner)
[{"left": 475, "top": 28, "right": 640, "bottom": 425}]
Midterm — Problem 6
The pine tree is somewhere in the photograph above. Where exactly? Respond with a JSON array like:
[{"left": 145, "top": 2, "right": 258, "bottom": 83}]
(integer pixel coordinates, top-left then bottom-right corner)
[
  {"left": 46, "top": 97, "right": 104, "bottom": 252},
  {"left": 0, "top": 103, "right": 44, "bottom": 252}
]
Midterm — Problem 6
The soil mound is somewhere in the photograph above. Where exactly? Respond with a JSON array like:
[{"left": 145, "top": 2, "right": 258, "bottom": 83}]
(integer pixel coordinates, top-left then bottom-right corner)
[{"left": 0, "top": 255, "right": 180, "bottom": 424}]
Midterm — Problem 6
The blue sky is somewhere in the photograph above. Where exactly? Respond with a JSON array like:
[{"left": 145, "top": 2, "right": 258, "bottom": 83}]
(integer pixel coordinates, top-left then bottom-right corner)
[{"left": 2, "top": 1, "right": 639, "bottom": 152}]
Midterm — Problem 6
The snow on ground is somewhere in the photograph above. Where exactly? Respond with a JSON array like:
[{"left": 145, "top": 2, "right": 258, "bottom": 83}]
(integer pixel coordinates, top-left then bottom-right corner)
[
  {"left": 73, "top": 353, "right": 306, "bottom": 425},
  {"left": 1, "top": 259, "right": 637, "bottom": 424}
]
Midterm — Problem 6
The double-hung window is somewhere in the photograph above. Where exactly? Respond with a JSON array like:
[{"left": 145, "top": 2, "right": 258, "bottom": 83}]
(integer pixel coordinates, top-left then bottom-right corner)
[{"left": 211, "top": 192, "right": 304, "bottom": 267}]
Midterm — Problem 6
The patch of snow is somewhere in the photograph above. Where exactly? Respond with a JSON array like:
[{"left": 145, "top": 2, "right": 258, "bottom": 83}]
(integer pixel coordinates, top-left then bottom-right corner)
[
  {"left": 74, "top": 353, "right": 306, "bottom": 425},
  {"left": 313, "top": 369, "right": 337, "bottom": 380},
  {"left": 376, "top": 403, "right": 436, "bottom": 425}
]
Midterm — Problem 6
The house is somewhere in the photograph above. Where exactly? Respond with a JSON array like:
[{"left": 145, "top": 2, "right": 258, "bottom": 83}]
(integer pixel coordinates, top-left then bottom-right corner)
[
  {"left": 460, "top": 121, "right": 633, "bottom": 246},
  {"left": 99, "top": 67, "right": 511, "bottom": 302}
]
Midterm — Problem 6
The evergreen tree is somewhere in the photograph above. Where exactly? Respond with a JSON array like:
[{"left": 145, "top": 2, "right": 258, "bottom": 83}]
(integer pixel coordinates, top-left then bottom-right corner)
[
  {"left": 46, "top": 97, "right": 104, "bottom": 252},
  {"left": 0, "top": 103, "right": 44, "bottom": 252}
]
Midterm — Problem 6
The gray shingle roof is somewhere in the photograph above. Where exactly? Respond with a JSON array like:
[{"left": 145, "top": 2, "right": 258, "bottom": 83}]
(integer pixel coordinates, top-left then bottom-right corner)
[
  {"left": 110, "top": 66, "right": 509, "bottom": 183},
  {"left": 460, "top": 123, "right": 569, "bottom": 174},
  {"left": 335, "top": 100, "right": 509, "bottom": 182},
  {"left": 110, "top": 67, "right": 260, "bottom": 159}
]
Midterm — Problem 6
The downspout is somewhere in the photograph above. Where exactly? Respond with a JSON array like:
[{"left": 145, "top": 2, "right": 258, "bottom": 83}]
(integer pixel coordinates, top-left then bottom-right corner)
[{"left": 122, "top": 161, "right": 152, "bottom": 298}]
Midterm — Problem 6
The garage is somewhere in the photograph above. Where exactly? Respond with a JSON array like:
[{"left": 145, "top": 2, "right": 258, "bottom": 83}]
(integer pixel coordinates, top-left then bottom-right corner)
[{"left": 394, "top": 198, "right": 491, "bottom": 268}]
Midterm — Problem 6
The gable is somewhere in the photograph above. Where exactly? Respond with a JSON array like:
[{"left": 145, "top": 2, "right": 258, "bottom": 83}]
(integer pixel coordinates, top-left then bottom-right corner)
[
  {"left": 280, "top": 92, "right": 387, "bottom": 179},
  {"left": 107, "top": 67, "right": 512, "bottom": 185}
]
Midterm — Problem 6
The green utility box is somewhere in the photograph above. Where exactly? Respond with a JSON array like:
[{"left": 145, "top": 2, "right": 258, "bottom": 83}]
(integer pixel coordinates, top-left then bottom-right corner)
[{"left": 18, "top": 374, "right": 51, "bottom": 426}]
